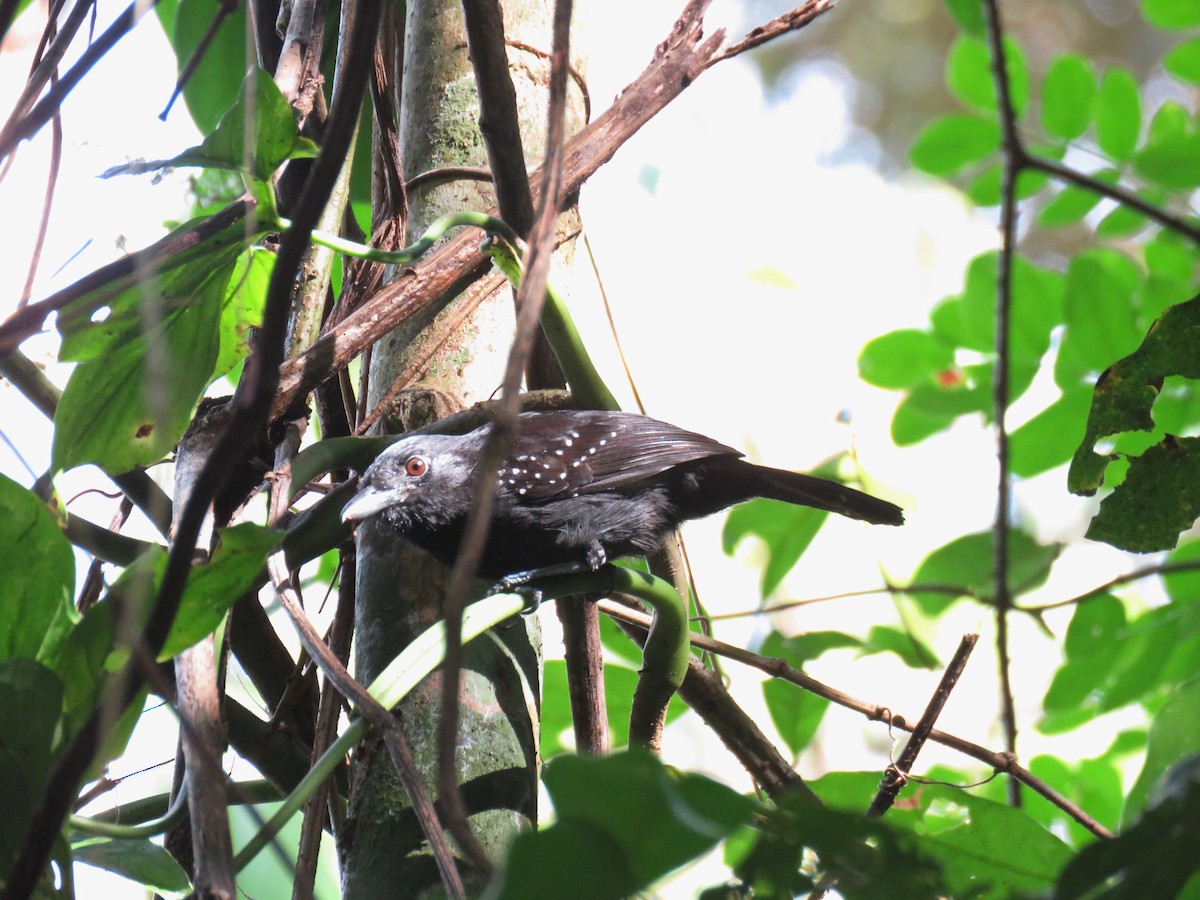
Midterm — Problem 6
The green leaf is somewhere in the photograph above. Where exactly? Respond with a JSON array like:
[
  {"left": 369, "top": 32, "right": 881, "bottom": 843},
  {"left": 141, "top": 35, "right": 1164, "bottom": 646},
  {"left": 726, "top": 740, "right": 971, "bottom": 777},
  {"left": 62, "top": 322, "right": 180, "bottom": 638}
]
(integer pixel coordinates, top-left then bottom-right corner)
[
  {"left": 762, "top": 680, "right": 828, "bottom": 757},
  {"left": 858, "top": 329, "right": 955, "bottom": 390},
  {"left": 940, "top": 0, "right": 985, "bottom": 36},
  {"left": 55, "top": 216, "right": 262, "bottom": 361},
  {"left": 723, "top": 498, "right": 827, "bottom": 597},
  {"left": 0, "top": 660, "right": 64, "bottom": 799},
  {"left": 196, "top": 68, "right": 316, "bottom": 180},
  {"left": 1129, "top": 683, "right": 1200, "bottom": 825},
  {"left": 1010, "top": 387, "right": 1094, "bottom": 478},
  {"left": 0, "top": 660, "right": 64, "bottom": 882},
  {"left": 862, "top": 625, "right": 940, "bottom": 669},
  {"left": 1069, "top": 292, "right": 1200, "bottom": 498},
  {"left": 966, "top": 164, "right": 1049, "bottom": 206},
  {"left": 1056, "top": 250, "right": 1141, "bottom": 384},
  {"left": 906, "top": 530, "right": 1060, "bottom": 615},
  {"left": 1165, "top": 37, "right": 1200, "bottom": 83},
  {"left": 1095, "top": 202, "right": 1151, "bottom": 238},
  {"left": 165, "top": 0, "right": 250, "bottom": 134},
  {"left": 73, "top": 837, "right": 192, "bottom": 899},
  {"left": 1143, "top": 0, "right": 1200, "bottom": 30},
  {"left": 1042, "top": 55, "right": 1095, "bottom": 140},
  {"left": 53, "top": 294, "right": 223, "bottom": 473},
  {"left": 1057, "top": 755, "right": 1200, "bottom": 899},
  {"left": 1094, "top": 68, "right": 1141, "bottom": 162},
  {"left": 0, "top": 475, "right": 75, "bottom": 663},
  {"left": 1135, "top": 132, "right": 1200, "bottom": 190},
  {"left": 946, "top": 36, "right": 1029, "bottom": 115},
  {"left": 213, "top": 248, "right": 273, "bottom": 380},
  {"left": 499, "top": 752, "right": 755, "bottom": 899},
  {"left": 1087, "top": 436, "right": 1200, "bottom": 551},
  {"left": 924, "top": 792, "right": 1073, "bottom": 896},
  {"left": 159, "top": 524, "right": 283, "bottom": 660},
  {"left": 1037, "top": 183, "right": 1105, "bottom": 228},
  {"left": 910, "top": 114, "right": 1000, "bottom": 176}
]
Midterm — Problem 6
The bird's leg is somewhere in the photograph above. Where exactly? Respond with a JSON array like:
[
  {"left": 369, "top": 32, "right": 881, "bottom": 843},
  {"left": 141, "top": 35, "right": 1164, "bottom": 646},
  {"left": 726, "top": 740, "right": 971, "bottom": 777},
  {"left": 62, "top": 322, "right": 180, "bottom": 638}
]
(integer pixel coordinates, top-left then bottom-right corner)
[{"left": 485, "top": 542, "right": 608, "bottom": 611}]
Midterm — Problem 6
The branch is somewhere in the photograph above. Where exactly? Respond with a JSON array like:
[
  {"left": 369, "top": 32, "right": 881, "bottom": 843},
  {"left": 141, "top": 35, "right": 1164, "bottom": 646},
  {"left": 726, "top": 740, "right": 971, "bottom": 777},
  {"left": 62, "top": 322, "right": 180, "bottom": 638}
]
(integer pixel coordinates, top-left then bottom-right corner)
[
  {"left": 598, "top": 600, "right": 1115, "bottom": 840},
  {"left": 865, "top": 634, "right": 978, "bottom": 819},
  {"left": 981, "top": 0, "right": 1022, "bottom": 809}
]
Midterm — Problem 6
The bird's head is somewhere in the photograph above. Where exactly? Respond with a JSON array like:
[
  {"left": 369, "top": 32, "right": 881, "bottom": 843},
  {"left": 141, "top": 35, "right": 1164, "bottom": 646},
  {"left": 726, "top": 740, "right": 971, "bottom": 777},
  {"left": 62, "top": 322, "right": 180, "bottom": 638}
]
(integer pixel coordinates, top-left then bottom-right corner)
[{"left": 341, "top": 432, "right": 481, "bottom": 529}]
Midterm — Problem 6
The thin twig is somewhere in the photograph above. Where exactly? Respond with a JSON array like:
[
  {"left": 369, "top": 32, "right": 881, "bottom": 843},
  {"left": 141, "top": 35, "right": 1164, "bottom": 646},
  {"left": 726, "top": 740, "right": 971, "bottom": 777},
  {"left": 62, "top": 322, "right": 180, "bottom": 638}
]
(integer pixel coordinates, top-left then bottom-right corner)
[
  {"left": 706, "top": 0, "right": 834, "bottom": 68},
  {"left": 17, "top": 96, "right": 62, "bottom": 308},
  {"left": 981, "top": 0, "right": 1022, "bottom": 809},
  {"left": 1024, "top": 154, "right": 1200, "bottom": 246},
  {"left": 866, "top": 634, "right": 978, "bottom": 819}
]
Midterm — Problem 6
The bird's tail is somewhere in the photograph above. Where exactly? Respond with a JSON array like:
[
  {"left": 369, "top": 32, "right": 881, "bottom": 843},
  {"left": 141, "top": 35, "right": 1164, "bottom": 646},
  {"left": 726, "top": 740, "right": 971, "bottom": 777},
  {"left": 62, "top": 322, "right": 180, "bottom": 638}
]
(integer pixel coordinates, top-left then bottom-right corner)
[{"left": 749, "top": 463, "right": 904, "bottom": 526}]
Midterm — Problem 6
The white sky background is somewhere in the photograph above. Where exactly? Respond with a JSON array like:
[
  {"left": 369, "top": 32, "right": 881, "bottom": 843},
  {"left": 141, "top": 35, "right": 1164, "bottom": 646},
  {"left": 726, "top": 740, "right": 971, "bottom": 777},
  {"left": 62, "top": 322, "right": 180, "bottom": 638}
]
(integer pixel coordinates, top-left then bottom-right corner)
[{"left": 0, "top": 0, "right": 1152, "bottom": 895}]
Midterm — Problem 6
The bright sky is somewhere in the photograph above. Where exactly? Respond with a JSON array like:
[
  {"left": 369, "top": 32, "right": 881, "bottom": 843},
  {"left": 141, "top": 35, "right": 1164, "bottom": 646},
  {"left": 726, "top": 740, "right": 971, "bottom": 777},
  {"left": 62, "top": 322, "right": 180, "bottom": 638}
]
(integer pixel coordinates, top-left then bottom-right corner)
[{"left": 0, "top": 0, "right": 1148, "bottom": 895}]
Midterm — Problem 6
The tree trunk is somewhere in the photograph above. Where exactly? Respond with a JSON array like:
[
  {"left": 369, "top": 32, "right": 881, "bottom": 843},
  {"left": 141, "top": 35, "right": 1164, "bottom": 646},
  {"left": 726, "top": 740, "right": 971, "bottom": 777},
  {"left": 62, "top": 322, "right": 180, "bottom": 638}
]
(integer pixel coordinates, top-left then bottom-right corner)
[{"left": 341, "top": 2, "right": 586, "bottom": 895}]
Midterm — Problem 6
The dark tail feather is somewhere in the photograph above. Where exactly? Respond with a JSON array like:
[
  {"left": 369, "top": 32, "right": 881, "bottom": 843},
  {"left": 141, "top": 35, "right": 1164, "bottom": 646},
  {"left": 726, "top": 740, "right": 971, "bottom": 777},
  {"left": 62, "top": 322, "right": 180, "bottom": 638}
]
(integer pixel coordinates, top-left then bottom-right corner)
[{"left": 751, "top": 464, "right": 904, "bottom": 526}]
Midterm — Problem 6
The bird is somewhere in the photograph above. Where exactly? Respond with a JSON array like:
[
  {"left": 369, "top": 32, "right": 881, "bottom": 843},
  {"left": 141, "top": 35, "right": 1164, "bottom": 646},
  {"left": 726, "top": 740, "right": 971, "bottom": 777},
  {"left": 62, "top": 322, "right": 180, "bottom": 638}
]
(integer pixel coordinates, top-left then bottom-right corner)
[{"left": 340, "top": 409, "right": 903, "bottom": 583}]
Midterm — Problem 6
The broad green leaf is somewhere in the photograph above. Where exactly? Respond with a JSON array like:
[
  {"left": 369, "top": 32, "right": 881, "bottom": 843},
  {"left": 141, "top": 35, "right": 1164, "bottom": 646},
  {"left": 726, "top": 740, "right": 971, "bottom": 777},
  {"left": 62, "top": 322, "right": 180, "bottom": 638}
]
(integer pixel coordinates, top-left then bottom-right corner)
[
  {"left": 0, "top": 660, "right": 63, "bottom": 801},
  {"left": 1069, "top": 292, "right": 1200, "bottom": 497},
  {"left": 862, "top": 625, "right": 940, "bottom": 669},
  {"left": 56, "top": 216, "right": 257, "bottom": 360},
  {"left": 499, "top": 752, "right": 754, "bottom": 899},
  {"left": 1042, "top": 55, "right": 1095, "bottom": 140},
  {"left": 1142, "top": 0, "right": 1200, "bottom": 30},
  {"left": 0, "top": 475, "right": 75, "bottom": 663},
  {"left": 906, "top": 530, "right": 1060, "bottom": 615},
  {"left": 0, "top": 660, "right": 63, "bottom": 883},
  {"left": 52, "top": 288, "right": 224, "bottom": 473},
  {"left": 1125, "top": 678, "right": 1200, "bottom": 823},
  {"left": 924, "top": 792, "right": 1073, "bottom": 896},
  {"left": 164, "top": 0, "right": 250, "bottom": 134},
  {"left": 159, "top": 524, "right": 283, "bottom": 660},
  {"left": 194, "top": 68, "right": 318, "bottom": 180},
  {"left": 1010, "top": 387, "right": 1094, "bottom": 478},
  {"left": 910, "top": 114, "right": 1000, "bottom": 176},
  {"left": 1057, "top": 250, "right": 1140, "bottom": 383},
  {"left": 758, "top": 631, "right": 857, "bottom": 756},
  {"left": 857, "top": 329, "right": 955, "bottom": 390},
  {"left": 49, "top": 600, "right": 121, "bottom": 734},
  {"left": 1094, "top": 68, "right": 1141, "bottom": 162},
  {"left": 1087, "top": 436, "right": 1200, "bottom": 551},
  {"left": 762, "top": 680, "right": 828, "bottom": 757},
  {"left": 1165, "top": 37, "right": 1200, "bottom": 83},
  {"left": 1136, "top": 133, "right": 1200, "bottom": 189},
  {"left": 1057, "top": 757, "right": 1200, "bottom": 899},
  {"left": 890, "top": 372, "right": 990, "bottom": 446},
  {"left": 213, "top": 248, "right": 273, "bottom": 380},
  {"left": 1163, "top": 540, "right": 1200, "bottom": 603},
  {"left": 73, "top": 837, "right": 192, "bottom": 899},
  {"left": 723, "top": 498, "right": 827, "bottom": 597}
]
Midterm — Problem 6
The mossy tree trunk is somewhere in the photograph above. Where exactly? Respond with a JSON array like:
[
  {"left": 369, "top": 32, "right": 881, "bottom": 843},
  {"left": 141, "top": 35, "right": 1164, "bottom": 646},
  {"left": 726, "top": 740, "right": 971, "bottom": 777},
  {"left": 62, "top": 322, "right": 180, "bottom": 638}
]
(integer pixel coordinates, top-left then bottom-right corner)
[{"left": 340, "top": 2, "right": 587, "bottom": 896}]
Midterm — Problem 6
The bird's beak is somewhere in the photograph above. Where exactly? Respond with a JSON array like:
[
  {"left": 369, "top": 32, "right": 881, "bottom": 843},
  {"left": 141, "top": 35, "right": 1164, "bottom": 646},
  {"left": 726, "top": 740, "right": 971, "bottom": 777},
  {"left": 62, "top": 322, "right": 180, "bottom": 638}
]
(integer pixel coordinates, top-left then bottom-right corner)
[{"left": 341, "top": 483, "right": 395, "bottom": 523}]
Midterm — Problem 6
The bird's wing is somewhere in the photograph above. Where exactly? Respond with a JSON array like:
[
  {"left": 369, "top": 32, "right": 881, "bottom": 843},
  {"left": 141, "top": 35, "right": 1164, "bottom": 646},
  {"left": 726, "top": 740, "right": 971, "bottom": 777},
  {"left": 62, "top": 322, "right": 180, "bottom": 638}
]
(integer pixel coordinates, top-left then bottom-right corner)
[{"left": 501, "top": 411, "right": 741, "bottom": 500}]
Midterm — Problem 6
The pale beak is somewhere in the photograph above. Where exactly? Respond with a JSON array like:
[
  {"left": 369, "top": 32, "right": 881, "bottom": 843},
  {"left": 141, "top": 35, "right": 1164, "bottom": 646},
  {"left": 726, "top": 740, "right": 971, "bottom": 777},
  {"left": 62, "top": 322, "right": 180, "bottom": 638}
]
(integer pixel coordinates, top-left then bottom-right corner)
[{"left": 340, "top": 484, "right": 396, "bottom": 523}]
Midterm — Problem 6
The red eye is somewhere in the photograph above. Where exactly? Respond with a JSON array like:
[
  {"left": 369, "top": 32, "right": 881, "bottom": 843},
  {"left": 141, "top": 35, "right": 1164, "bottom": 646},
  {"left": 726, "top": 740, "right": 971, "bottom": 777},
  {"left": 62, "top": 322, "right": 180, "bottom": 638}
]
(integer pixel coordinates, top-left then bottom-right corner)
[{"left": 404, "top": 456, "right": 428, "bottom": 477}]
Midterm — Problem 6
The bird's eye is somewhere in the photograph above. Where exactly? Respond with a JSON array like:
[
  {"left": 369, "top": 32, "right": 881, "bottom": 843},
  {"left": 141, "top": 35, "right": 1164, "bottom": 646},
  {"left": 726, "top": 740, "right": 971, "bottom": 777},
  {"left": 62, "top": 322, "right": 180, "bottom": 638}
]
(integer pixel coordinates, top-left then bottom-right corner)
[{"left": 404, "top": 456, "right": 428, "bottom": 477}]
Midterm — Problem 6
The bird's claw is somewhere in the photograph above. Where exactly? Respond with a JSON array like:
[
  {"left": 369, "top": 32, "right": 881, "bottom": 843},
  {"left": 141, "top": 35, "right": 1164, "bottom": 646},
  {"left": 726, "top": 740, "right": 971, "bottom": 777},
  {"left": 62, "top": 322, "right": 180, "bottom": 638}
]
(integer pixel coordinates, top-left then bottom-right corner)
[{"left": 486, "top": 575, "right": 543, "bottom": 615}]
